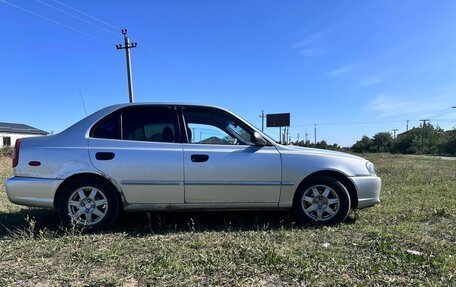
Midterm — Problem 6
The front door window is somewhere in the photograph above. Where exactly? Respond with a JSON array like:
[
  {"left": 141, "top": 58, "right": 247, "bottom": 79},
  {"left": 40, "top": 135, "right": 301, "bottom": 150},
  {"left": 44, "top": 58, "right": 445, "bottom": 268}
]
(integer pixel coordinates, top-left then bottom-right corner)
[{"left": 183, "top": 109, "right": 253, "bottom": 145}]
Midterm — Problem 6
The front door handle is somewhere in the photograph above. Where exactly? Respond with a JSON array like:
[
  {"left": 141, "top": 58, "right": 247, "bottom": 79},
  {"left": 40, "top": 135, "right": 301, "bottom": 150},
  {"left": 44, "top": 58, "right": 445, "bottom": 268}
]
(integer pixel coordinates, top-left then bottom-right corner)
[
  {"left": 191, "top": 154, "right": 209, "bottom": 163},
  {"left": 96, "top": 152, "right": 115, "bottom": 160}
]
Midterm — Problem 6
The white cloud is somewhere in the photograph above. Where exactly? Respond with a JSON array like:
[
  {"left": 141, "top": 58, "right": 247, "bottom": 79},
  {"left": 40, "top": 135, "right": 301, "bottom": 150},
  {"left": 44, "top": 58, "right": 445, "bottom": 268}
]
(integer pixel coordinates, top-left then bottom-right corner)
[
  {"left": 360, "top": 74, "right": 386, "bottom": 86},
  {"left": 292, "top": 30, "right": 326, "bottom": 56},
  {"left": 325, "top": 64, "right": 356, "bottom": 76},
  {"left": 368, "top": 88, "right": 456, "bottom": 118},
  {"left": 296, "top": 48, "right": 321, "bottom": 56}
]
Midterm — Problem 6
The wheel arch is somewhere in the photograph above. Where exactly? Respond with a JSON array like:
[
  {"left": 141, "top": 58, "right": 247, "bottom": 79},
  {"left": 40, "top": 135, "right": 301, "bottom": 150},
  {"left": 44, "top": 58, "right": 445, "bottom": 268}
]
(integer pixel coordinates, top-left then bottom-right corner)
[
  {"left": 293, "top": 170, "right": 358, "bottom": 209},
  {"left": 54, "top": 173, "right": 125, "bottom": 209}
]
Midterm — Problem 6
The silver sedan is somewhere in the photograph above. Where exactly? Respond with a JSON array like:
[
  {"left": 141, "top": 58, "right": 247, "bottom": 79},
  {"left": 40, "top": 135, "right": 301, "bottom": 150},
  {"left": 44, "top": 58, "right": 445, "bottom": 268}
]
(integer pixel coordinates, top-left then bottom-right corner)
[{"left": 5, "top": 103, "right": 381, "bottom": 229}]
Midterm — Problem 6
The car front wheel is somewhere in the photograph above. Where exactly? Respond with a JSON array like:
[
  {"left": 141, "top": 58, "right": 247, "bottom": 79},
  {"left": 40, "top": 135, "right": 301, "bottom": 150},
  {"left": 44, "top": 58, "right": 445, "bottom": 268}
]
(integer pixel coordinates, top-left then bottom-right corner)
[
  {"left": 58, "top": 177, "right": 121, "bottom": 229},
  {"left": 293, "top": 175, "right": 351, "bottom": 225}
]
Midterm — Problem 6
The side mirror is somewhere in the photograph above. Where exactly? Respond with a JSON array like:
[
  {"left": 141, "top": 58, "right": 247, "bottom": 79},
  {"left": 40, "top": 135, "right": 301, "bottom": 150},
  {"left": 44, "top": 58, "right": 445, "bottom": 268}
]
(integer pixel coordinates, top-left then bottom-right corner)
[{"left": 251, "top": 131, "right": 267, "bottom": 147}]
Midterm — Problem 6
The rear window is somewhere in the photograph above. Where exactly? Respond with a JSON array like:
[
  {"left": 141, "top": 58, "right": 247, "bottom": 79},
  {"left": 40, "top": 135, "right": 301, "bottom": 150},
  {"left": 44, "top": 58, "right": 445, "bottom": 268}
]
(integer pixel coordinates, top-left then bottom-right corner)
[
  {"left": 91, "top": 111, "right": 121, "bottom": 140},
  {"left": 91, "top": 107, "right": 179, "bottom": 143}
]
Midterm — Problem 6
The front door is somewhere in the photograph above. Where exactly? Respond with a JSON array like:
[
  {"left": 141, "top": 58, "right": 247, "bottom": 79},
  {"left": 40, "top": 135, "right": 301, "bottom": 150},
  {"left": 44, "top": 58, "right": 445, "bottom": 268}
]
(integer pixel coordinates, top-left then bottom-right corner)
[{"left": 182, "top": 107, "right": 282, "bottom": 204}]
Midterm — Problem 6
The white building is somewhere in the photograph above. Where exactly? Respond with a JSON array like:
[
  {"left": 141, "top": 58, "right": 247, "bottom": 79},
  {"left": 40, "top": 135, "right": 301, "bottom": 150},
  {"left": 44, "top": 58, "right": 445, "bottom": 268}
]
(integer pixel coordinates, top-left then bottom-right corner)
[{"left": 0, "top": 122, "right": 48, "bottom": 148}]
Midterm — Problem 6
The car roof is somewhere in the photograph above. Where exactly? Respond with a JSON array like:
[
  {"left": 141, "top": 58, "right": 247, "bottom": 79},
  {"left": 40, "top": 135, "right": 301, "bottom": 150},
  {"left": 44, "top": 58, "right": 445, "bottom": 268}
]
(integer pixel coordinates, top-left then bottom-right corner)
[
  {"left": 58, "top": 102, "right": 234, "bottom": 138},
  {"left": 107, "top": 102, "right": 226, "bottom": 109}
]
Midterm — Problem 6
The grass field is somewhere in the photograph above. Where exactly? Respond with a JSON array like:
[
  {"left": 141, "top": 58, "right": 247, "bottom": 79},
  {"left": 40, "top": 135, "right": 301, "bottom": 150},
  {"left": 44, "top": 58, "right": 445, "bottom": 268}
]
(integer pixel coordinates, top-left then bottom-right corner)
[{"left": 0, "top": 154, "right": 455, "bottom": 286}]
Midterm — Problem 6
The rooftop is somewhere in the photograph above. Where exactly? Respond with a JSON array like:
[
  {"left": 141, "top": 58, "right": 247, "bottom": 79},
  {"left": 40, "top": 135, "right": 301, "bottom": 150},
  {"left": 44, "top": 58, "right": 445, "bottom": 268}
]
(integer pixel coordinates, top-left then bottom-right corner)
[{"left": 0, "top": 122, "right": 48, "bottom": 135}]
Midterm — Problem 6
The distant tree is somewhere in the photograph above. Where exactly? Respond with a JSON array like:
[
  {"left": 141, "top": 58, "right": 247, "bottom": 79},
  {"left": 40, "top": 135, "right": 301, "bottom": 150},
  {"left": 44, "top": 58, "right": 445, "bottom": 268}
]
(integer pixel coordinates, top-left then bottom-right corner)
[
  {"left": 392, "top": 128, "right": 419, "bottom": 154},
  {"left": 351, "top": 135, "right": 372, "bottom": 153},
  {"left": 314, "top": 140, "right": 328, "bottom": 149},
  {"left": 371, "top": 132, "right": 393, "bottom": 152},
  {"left": 439, "top": 128, "right": 456, "bottom": 156},
  {"left": 330, "top": 143, "right": 341, "bottom": 150},
  {"left": 424, "top": 124, "right": 444, "bottom": 154},
  {"left": 389, "top": 123, "right": 445, "bottom": 155},
  {"left": 292, "top": 139, "right": 341, "bottom": 151}
]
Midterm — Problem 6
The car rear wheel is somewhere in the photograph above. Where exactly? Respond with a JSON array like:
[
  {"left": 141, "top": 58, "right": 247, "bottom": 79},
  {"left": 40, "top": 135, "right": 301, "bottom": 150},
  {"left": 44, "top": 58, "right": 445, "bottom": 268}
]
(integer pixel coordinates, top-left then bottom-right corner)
[
  {"left": 58, "top": 177, "right": 121, "bottom": 229},
  {"left": 293, "top": 175, "right": 351, "bottom": 225}
]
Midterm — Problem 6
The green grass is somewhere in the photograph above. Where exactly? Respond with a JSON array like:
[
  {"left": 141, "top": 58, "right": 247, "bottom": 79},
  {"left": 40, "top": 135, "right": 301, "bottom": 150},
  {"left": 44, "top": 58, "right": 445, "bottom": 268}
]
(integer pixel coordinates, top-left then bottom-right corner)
[{"left": 0, "top": 154, "right": 455, "bottom": 286}]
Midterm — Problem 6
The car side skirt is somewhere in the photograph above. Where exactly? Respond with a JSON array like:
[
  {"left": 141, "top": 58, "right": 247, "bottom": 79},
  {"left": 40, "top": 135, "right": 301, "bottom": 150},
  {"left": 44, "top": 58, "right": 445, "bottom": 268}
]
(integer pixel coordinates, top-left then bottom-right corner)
[{"left": 123, "top": 202, "right": 286, "bottom": 212}]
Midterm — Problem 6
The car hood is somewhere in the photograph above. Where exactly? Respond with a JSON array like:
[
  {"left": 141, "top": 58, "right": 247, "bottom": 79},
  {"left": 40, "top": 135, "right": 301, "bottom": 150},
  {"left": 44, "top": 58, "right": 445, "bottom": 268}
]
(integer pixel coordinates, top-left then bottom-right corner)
[{"left": 276, "top": 145, "right": 366, "bottom": 161}]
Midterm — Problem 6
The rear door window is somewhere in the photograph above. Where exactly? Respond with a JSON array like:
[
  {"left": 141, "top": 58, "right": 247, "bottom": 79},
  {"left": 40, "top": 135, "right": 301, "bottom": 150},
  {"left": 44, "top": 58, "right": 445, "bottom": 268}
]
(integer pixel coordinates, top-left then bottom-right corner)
[{"left": 122, "top": 107, "right": 179, "bottom": 143}]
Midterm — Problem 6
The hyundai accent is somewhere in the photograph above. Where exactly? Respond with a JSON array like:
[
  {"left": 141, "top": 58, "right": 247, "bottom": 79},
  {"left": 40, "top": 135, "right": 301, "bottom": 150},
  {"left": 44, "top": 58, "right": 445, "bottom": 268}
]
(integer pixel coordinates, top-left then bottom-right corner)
[{"left": 5, "top": 103, "right": 381, "bottom": 229}]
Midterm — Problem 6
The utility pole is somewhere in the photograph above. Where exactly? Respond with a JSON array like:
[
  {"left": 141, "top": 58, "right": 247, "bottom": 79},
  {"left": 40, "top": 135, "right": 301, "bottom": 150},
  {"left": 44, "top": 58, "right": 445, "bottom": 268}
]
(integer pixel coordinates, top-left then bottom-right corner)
[
  {"left": 419, "top": 119, "right": 429, "bottom": 154},
  {"left": 116, "top": 29, "right": 137, "bottom": 103},
  {"left": 279, "top": 127, "right": 282, "bottom": 144},
  {"left": 297, "top": 133, "right": 300, "bottom": 142},
  {"left": 314, "top": 124, "right": 317, "bottom": 144},
  {"left": 259, "top": 110, "right": 265, "bottom": 131},
  {"left": 305, "top": 131, "right": 308, "bottom": 142},
  {"left": 286, "top": 127, "right": 290, "bottom": 144},
  {"left": 406, "top": 120, "right": 409, "bottom": 131},
  {"left": 392, "top": 129, "right": 398, "bottom": 139}
]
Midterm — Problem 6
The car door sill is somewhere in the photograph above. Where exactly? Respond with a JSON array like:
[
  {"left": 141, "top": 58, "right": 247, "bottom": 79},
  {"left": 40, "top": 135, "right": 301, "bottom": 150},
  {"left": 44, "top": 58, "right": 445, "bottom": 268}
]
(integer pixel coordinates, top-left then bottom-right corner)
[{"left": 124, "top": 202, "right": 283, "bottom": 211}]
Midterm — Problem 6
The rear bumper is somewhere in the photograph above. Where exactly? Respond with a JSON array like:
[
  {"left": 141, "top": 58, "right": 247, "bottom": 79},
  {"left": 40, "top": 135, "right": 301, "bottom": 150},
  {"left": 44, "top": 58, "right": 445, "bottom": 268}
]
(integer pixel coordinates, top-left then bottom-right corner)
[
  {"left": 350, "top": 175, "right": 381, "bottom": 209},
  {"left": 5, "top": 177, "right": 63, "bottom": 208}
]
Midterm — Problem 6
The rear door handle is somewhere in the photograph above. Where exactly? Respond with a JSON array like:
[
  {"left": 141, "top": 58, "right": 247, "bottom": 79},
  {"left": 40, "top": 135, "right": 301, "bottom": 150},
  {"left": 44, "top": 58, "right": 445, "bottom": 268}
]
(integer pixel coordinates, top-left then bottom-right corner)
[
  {"left": 191, "top": 154, "right": 209, "bottom": 163},
  {"left": 96, "top": 152, "right": 115, "bottom": 160}
]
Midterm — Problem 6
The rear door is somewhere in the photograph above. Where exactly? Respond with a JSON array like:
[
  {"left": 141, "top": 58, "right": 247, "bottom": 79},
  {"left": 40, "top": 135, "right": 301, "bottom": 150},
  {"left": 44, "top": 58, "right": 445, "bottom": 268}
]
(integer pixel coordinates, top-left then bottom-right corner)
[{"left": 88, "top": 106, "right": 184, "bottom": 204}]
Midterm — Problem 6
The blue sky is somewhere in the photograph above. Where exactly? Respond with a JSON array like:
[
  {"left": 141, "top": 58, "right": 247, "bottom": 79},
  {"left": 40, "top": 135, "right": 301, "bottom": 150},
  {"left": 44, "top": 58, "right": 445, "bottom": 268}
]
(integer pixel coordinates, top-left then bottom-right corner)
[{"left": 1, "top": 0, "right": 456, "bottom": 146}]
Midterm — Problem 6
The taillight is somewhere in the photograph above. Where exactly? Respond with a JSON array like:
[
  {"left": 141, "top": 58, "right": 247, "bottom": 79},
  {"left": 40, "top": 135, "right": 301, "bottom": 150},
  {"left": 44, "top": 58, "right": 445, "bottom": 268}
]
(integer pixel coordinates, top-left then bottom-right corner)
[{"left": 12, "top": 139, "right": 21, "bottom": 168}]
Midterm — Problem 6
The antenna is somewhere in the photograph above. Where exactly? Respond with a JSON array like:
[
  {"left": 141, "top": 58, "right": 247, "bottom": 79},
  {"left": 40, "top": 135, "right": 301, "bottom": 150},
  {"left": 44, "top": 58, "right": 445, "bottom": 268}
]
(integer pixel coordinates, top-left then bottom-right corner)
[{"left": 79, "top": 89, "right": 88, "bottom": 116}]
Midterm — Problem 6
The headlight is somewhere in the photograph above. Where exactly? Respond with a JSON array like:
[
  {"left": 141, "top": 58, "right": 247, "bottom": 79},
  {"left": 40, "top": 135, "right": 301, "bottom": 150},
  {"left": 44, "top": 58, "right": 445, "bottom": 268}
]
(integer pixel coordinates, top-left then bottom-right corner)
[{"left": 366, "top": 161, "right": 376, "bottom": 176}]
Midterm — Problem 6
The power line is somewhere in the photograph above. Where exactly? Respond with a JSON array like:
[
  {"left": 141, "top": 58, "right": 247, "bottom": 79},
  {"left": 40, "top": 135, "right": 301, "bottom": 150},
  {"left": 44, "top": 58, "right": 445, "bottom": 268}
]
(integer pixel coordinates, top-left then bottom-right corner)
[
  {"left": 50, "top": 0, "right": 207, "bottom": 94},
  {"left": 291, "top": 118, "right": 456, "bottom": 128},
  {"left": 48, "top": 1, "right": 162, "bottom": 60},
  {"left": 291, "top": 119, "right": 408, "bottom": 127},
  {"left": 12, "top": 0, "right": 198, "bottom": 91},
  {"left": 35, "top": 0, "right": 119, "bottom": 37},
  {"left": 0, "top": 0, "right": 111, "bottom": 44},
  {"left": 51, "top": 0, "right": 120, "bottom": 31}
]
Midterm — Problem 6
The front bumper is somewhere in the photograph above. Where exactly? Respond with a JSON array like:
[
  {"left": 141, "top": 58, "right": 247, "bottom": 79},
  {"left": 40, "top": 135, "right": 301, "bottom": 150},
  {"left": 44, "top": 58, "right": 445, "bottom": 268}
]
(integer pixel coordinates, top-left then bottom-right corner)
[
  {"left": 349, "top": 175, "right": 381, "bottom": 209},
  {"left": 5, "top": 177, "right": 63, "bottom": 208}
]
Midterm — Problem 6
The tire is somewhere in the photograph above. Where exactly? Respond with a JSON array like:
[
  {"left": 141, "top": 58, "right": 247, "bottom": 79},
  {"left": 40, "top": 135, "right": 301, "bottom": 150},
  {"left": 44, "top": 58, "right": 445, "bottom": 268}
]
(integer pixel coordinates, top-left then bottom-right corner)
[
  {"left": 293, "top": 175, "right": 351, "bottom": 225},
  {"left": 58, "top": 177, "right": 121, "bottom": 229}
]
